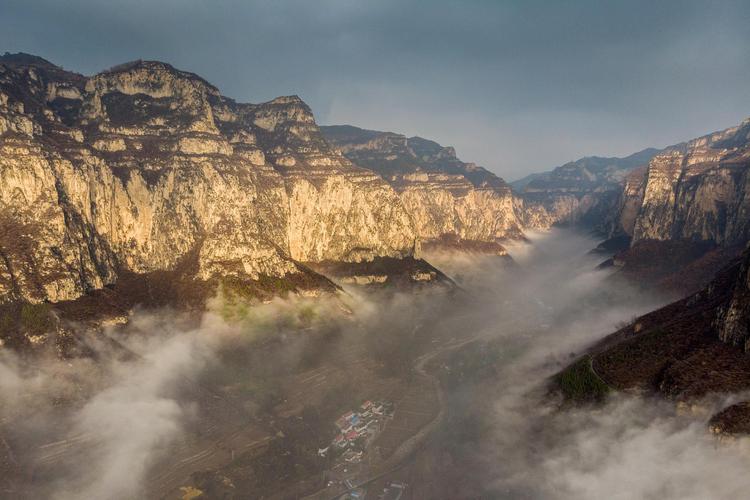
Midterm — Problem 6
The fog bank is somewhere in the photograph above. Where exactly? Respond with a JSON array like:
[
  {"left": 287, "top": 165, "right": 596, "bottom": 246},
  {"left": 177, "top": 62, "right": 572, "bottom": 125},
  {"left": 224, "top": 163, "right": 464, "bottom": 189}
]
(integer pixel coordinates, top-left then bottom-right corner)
[
  {"left": 425, "top": 229, "right": 750, "bottom": 499},
  {"left": 1, "top": 228, "right": 748, "bottom": 499}
]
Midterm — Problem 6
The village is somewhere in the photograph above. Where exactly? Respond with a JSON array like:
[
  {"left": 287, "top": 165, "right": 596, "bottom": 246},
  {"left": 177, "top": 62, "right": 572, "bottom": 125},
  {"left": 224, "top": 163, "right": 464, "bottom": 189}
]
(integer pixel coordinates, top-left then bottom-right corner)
[{"left": 313, "top": 399, "right": 407, "bottom": 499}]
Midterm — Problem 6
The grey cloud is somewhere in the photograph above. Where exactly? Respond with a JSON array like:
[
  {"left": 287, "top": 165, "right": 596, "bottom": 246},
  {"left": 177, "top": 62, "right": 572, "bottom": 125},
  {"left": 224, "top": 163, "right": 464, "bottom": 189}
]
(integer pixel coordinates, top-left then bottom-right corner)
[{"left": 2, "top": 0, "right": 749, "bottom": 178}]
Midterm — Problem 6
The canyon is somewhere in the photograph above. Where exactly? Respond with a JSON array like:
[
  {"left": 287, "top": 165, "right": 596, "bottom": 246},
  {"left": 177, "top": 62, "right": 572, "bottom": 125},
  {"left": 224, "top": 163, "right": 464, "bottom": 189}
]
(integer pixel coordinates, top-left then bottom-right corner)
[
  {"left": 3, "top": 51, "right": 750, "bottom": 500},
  {"left": 3, "top": 52, "right": 749, "bottom": 314}
]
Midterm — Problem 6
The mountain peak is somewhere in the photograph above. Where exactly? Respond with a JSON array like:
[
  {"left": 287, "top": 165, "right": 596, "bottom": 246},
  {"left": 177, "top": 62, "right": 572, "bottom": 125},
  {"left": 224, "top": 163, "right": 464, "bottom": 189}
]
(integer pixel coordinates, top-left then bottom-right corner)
[
  {"left": 0, "top": 52, "right": 60, "bottom": 69},
  {"left": 268, "top": 95, "right": 305, "bottom": 105},
  {"left": 99, "top": 59, "right": 219, "bottom": 92}
]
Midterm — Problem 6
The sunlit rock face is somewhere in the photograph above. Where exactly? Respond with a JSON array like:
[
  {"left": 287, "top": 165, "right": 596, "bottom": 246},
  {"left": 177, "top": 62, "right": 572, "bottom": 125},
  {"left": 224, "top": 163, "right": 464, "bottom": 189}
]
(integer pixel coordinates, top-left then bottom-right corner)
[
  {"left": 512, "top": 148, "right": 661, "bottom": 230},
  {"left": 320, "top": 125, "right": 524, "bottom": 245},
  {"left": 0, "top": 54, "right": 419, "bottom": 303},
  {"left": 623, "top": 119, "right": 750, "bottom": 245}
]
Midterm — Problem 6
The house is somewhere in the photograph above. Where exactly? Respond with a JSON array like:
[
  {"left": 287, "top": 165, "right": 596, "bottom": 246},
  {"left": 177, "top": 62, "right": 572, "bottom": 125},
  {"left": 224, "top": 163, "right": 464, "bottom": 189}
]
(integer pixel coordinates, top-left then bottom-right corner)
[
  {"left": 354, "top": 423, "right": 368, "bottom": 433},
  {"left": 342, "top": 450, "right": 364, "bottom": 463},
  {"left": 355, "top": 420, "right": 373, "bottom": 433},
  {"left": 336, "top": 411, "right": 355, "bottom": 428},
  {"left": 360, "top": 400, "right": 373, "bottom": 411},
  {"left": 337, "top": 410, "right": 361, "bottom": 430},
  {"left": 334, "top": 434, "right": 348, "bottom": 448},
  {"left": 336, "top": 416, "right": 350, "bottom": 431},
  {"left": 345, "top": 429, "right": 359, "bottom": 441}
]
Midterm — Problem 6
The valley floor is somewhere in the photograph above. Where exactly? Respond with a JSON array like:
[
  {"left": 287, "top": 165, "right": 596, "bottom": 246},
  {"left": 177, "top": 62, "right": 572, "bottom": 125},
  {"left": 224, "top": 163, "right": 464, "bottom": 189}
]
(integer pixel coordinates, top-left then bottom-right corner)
[{"left": 5, "top": 229, "right": 750, "bottom": 500}]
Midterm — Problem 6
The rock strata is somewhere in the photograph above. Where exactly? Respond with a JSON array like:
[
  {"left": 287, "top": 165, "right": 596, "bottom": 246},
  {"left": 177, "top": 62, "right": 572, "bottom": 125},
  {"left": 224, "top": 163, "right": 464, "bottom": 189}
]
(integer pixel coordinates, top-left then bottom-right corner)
[
  {"left": 0, "top": 54, "right": 419, "bottom": 305},
  {"left": 321, "top": 125, "right": 524, "bottom": 247}
]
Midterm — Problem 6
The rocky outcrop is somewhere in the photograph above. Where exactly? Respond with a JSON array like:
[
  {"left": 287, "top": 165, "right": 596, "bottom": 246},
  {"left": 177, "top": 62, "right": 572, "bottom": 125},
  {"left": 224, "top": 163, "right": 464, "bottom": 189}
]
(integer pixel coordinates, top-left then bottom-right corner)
[
  {"left": 715, "top": 243, "right": 750, "bottom": 350},
  {"left": 584, "top": 119, "right": 750, "bottom": 296},
  {"left": 321, "top": 125, "right": 524, "bottom": 247},
  {"left": 514, "top": 149, "right": 661, "bottom": 229},
  {"left": 618, "top": 119, "right": 750, "bottom": 246},
  {"left": 0, "top": 54, "right": 419, "bottom": 304}
]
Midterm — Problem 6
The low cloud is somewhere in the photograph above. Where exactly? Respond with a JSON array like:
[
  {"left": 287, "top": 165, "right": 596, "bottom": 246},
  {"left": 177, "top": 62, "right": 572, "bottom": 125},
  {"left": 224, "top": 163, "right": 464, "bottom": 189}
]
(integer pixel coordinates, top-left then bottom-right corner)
[{"left": 1, "top": 228, "right": 748, "bottom": 499}]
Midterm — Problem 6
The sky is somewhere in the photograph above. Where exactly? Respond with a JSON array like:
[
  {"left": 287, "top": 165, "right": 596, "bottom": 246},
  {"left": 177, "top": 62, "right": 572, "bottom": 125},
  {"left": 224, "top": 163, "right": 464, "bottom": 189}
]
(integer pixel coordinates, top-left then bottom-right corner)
[{"left": 2, "top": 0, "right": 749, "bottom": 181}]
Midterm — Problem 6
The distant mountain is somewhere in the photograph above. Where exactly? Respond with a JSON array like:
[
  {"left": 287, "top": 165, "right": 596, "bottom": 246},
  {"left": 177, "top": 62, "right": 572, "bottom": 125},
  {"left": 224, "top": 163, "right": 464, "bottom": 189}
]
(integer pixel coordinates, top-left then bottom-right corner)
[
  {"left": 512, "top": 148, "right": 663, "bottom": 229},
  {"left": 517, "top": 148, "right": 662, "bottom": 193},
  {"left": 508, "top": 171, "right": 544, "bottom": 191}
]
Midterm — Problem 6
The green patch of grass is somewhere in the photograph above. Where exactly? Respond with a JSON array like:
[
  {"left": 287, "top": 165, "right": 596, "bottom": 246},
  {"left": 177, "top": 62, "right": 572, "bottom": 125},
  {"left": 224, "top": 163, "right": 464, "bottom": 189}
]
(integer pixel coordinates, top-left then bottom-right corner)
[
  {"left": 0, "top": 302, "right": 55, "bottom": 348},
  {"left": 20, "top": 303, "right": 53, "bottom": 334},
  {"left": 557, "top": 356, "right": 611, "bottom": 403},
  {"left": 0, "top": 310, "right": 14, "bottom": 337},
  {"left": 257, "top": 274, "right": 297, "bottom": 294},
  {"left": 220, "top": 275, "right": 297, "bottom": 303}
]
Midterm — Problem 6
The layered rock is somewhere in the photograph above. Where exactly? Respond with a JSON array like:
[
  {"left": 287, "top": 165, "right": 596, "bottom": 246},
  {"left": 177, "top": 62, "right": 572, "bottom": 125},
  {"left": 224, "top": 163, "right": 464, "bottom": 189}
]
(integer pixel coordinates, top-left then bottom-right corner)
[
  {"left": 321, "top": 125, "right": 524, "bottom": 250},
  {"left": 715, "top": 244, "right": 750, "bottom": 350},
  {"left": 513, "top": 149, "right": 661, "bottom": 229},
  {"left": 612, "top": 119, "right": 750, "bottom": 246},
  {"left": 0, "top": 53, "right": 419, "bottom": 304}
]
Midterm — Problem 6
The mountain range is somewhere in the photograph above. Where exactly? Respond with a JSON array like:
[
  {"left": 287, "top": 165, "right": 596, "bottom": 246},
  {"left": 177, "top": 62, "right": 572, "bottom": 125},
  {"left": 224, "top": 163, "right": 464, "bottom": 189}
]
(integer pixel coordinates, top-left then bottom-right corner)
[{"left": 2, "top": 52, "right": 750, "bottom": 394}]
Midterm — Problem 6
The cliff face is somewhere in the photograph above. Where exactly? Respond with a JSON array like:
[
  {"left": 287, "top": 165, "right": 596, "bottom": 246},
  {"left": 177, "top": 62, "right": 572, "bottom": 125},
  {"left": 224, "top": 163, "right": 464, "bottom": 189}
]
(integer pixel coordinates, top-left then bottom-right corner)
[
  {"left": 514, "top": 149, "right": 661, "bottom": 229},
  {"left": 516, "top": 118, "right": 750, "bottom": 245},
  {"left": 617, "top": 119, "right": 750, "bottom": 246},
  {"left": 320, "top": 125, "right": 523, "bottom": 247},
  {"left": 715, "top": 246, "right": 750, "bottom": 350},
  {"left": 587, "top": 119, "right": 750, "bottom": 296},
  {"left": 0, "top": 54, "right": 419, "bottom": 304}
]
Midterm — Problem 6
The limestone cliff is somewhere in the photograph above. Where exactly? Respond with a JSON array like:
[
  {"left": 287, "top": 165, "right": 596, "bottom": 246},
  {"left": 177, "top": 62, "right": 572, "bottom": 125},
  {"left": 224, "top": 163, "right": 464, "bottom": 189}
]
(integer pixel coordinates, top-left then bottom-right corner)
[
  {"left": 0, "top": 54, "right": 419, "bottom": 304},
  {"left": 321, "top": 125, "right": 523, "bottom": 250},
  {"left": 614, "top": 119, "right": 750, "bottom": 246}
]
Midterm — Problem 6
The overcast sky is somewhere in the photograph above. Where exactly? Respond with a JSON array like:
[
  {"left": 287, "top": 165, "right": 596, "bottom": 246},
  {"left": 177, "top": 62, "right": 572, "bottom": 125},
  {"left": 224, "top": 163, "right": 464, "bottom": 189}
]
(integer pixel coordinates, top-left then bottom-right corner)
[{"left": 2, "top": 0, "right": 749, "bottom": 180}]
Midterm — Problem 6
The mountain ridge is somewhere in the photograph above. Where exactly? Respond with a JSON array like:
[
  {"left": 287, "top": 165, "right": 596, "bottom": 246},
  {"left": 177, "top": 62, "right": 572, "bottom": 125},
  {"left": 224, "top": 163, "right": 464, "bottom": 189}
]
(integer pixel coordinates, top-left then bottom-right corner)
[
  {"left": 0, "top": 53, "right": 426, "bottom": 307},
  {"left": 321, "top": 123, "right": 524, "bottom": 247}
]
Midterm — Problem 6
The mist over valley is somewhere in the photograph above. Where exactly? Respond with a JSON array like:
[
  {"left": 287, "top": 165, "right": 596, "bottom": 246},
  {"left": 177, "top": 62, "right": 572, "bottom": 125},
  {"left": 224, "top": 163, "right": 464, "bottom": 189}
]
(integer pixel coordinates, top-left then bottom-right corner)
[{"left": 2, "top": 2, "right": 750, "bottom": 498}]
